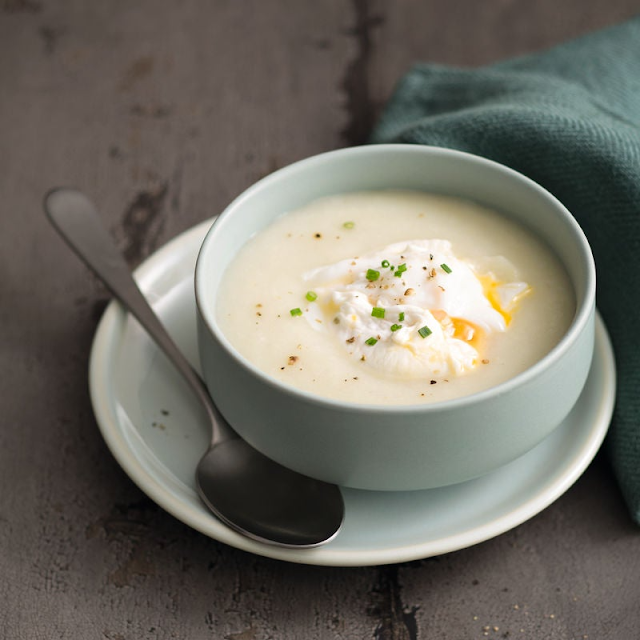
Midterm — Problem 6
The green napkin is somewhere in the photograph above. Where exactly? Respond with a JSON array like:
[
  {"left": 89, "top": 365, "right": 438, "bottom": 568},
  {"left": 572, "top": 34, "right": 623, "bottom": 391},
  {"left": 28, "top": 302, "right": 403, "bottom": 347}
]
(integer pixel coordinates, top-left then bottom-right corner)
[{"left": 371, "top": 18, "right": 640, "bottom": 524}]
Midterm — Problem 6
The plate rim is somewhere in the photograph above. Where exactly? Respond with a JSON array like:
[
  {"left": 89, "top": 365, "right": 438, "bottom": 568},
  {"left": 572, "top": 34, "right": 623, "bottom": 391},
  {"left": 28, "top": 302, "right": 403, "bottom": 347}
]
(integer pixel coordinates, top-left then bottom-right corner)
[{"left": 88, "top": 221, "right": 616, "bottom": 566}]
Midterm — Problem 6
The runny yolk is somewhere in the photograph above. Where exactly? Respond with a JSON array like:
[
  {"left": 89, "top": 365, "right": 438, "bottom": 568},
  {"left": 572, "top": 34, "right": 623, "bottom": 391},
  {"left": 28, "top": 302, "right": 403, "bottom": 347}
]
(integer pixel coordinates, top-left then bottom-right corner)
[
  {"left": 451, "top": 317, "right": 477, "bottom": 343},
  {"left": 452, "top": 319, "right": 485, "bottom": 357},
  {"left": 433, "top": 310, "right": 483, "bottom": 350},
  {"left": 479, "top": 275, "right": 512, "bottom": 325}
]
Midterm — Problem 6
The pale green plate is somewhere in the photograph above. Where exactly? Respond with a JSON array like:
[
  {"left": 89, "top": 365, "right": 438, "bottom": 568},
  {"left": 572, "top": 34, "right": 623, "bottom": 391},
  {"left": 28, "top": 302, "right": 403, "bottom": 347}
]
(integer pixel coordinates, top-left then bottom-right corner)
[{"left": 89, "top": 220, "right": 615, "bottom": 567}]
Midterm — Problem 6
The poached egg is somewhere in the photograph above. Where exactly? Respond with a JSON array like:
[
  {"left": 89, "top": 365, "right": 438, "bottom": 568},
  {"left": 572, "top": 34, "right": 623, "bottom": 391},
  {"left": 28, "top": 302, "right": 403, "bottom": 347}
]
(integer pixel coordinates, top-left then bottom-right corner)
[{"left": 303, "top": 239, "right": 529, "bottom": 379}]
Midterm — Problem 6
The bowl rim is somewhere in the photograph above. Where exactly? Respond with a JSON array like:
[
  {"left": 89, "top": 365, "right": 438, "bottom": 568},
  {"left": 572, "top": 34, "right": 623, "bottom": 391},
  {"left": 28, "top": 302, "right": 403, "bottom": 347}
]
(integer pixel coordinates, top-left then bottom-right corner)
[{"left": 194, "top": 144, "right": 596, "bottom": 415}]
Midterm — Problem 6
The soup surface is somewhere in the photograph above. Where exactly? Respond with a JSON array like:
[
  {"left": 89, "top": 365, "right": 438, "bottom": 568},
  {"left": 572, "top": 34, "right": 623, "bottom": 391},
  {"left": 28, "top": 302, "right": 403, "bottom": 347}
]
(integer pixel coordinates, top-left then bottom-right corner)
[{"left": 215, "top": 191, "right": 575, "bottom": 405}]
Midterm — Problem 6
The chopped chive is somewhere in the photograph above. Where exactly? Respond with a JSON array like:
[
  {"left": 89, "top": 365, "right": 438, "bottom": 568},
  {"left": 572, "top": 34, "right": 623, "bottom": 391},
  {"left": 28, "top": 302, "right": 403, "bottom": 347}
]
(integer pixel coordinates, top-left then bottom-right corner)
[
  {"left": 343, "top": 221, "right": 355, "bottom": 229},
  {"left": 390, "top": 323, "right": 402, "bottom": 332},
  {"left": 381, "top": 259, "right": 390, "bottom": 268},
  {"left": 290, "top": 307, "right": 303, "bottom": 317},
  {"left": 365, "top": 337, "right": 378, "bottom": 346},
  {"left": 399, "top": 312, "right": 405, "bottom": 322},
  {"left": 394, "top": 263, "right": 407, "bottom": 277},
  {"left": 441, "top": 263, "right": 452, "bottom": 274},
  {"left": 366, "top": 268, "right": 380, "bottom": 282},
  {"left": 371, "top": 307, "right": 385, "bottom": 319},
  {"left": 305, "top": 291, "right": 318, "bottom": 302},
  {"left": 418, "top": 325, "right": 432, "bottom": 338}
]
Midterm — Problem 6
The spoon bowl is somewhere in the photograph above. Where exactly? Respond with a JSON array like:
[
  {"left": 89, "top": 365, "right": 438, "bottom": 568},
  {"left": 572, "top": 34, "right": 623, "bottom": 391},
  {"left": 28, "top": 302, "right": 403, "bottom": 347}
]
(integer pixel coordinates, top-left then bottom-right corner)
[{"left": 44, "top": 188, "right": 344, "bottom": 548}]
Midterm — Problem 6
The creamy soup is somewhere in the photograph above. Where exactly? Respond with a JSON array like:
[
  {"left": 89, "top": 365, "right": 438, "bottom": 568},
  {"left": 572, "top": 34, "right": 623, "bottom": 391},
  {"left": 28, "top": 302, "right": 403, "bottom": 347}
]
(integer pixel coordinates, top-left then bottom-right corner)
[{"left": 216, "top": 191, "right": 575, "bottom": 405}]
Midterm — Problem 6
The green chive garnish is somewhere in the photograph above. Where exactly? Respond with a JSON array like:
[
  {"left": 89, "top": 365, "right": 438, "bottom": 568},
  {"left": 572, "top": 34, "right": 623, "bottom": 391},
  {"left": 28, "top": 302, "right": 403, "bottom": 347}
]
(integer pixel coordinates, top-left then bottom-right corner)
[
  {"left": 365, "top": 337, "right": 378, "bottom": 346},
  {"left": 418, "top": 325, "right": 432, "bottom": 338},
  {"left": 394, "top": 263, "right": 407, "bottom": 277},
  {"left": 381, "top": 259, "right": 390, "bottom": 268},
  {"left": 390, "top": 324, "right": 402, "bottom": 332},
  {"left": 441, "top": 263, "right": 452, "bottom": 274},
  {"left": 366, "top": 268, "right": 380, "bottom": 282},
  {"left": 399, "top": 312, "right": 405, "bottom": 322},
  {"left": 371, "top": 307, "right": 385, "bottom": 319},
  {"left": 305, "top": 291, "right": 317, "bottom": 302},
  {"left": 343, "top": 221, "right": 355, "bottom": 229},
  {"left": 290, "top": 308, "right": 303, "bottom": 317}
]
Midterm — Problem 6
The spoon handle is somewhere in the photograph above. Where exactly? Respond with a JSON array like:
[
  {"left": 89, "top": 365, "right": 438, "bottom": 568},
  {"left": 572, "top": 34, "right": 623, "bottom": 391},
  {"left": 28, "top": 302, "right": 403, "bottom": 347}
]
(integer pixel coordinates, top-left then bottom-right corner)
[{"left": 44, "top": 188, "right": 222, "bottom": 433}]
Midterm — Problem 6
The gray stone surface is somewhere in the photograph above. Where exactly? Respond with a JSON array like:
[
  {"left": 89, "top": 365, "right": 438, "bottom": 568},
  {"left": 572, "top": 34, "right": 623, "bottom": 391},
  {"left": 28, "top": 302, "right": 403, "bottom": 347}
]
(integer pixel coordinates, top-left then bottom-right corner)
[{"left": 2, "top": 1, "right": 639, "bottom": 638}]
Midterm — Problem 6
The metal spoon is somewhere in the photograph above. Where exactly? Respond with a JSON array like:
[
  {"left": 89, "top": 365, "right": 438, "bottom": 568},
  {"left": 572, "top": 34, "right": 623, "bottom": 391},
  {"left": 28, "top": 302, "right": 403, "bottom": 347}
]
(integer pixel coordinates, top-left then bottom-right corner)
[{"left": 44, "top": 188, "right": 344, "bottom": 548}]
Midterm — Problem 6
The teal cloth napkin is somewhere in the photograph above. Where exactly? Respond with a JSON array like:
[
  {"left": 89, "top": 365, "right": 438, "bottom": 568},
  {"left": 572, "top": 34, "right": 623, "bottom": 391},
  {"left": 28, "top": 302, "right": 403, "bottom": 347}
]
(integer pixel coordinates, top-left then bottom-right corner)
[{"left": 371, "top": 18, "right": 640, "bottom": 524}]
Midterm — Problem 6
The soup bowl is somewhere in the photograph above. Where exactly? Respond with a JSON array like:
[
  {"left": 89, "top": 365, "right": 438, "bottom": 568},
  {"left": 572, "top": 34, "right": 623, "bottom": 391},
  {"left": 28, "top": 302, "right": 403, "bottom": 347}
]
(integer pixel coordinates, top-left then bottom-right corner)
[{"left": 194, "top": 145, "right": 595, "bottom": 491}]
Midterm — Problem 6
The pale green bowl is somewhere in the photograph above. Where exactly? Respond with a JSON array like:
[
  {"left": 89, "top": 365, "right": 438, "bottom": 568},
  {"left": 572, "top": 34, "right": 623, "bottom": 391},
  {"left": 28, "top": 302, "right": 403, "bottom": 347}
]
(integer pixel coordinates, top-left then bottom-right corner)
[{"left": 195, "top": 145, "right": 595, "bottom": 491}]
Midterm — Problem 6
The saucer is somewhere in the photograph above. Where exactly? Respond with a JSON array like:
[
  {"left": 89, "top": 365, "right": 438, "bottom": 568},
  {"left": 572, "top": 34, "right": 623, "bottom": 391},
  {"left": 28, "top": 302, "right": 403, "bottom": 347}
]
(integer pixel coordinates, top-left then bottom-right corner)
[{"left": 89, "top": 220, "right": 616, "bottom": 567}]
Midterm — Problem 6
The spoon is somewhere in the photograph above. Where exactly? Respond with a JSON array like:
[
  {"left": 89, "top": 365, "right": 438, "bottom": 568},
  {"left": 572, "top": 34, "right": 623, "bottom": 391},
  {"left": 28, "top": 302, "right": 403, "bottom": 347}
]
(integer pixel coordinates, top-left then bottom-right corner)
[{"left": 44, "top": 188, "right": 344, "bottom": 548}]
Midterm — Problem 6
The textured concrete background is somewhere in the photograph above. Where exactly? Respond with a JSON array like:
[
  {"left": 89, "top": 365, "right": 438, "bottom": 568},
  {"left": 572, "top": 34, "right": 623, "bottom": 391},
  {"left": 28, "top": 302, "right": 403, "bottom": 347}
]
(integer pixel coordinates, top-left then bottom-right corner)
[{"left": 2, "top": 1, "right": 639, "bottom": 638}]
